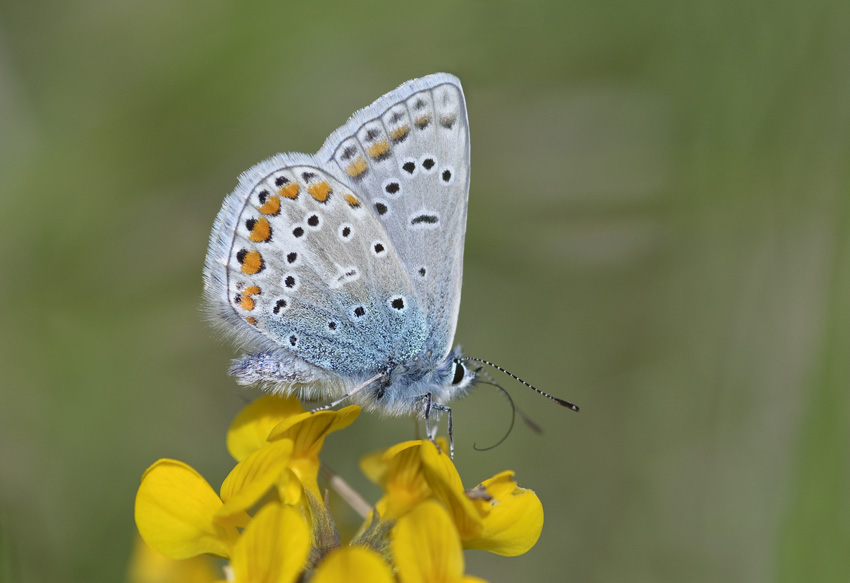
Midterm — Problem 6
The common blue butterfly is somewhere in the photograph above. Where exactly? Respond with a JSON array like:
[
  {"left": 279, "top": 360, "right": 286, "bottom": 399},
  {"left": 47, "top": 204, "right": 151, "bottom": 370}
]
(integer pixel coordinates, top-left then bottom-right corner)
[{"left": 204, "top": 74, "right": 576, "bottom": 453}]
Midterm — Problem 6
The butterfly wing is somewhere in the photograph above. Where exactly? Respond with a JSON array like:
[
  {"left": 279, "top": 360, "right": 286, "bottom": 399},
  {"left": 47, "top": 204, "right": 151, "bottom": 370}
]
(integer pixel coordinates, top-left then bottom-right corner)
[
  {"left": 204, "top": 74, "right": 469, "bottom": 394},
  {"left": 318, "top": 73, "right": 470, "bottom": 360},
  {"left": 204, "top": 154, "right": 428, "bottom": 387}
]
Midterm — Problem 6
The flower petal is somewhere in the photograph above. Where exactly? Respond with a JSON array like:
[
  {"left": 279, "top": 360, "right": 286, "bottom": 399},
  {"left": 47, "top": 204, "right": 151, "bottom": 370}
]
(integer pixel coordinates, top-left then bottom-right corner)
[
  {"left": 312, "top": 546, "right": 394, "bottom": 583},
  {"left": 227, "top": 395, "right": 305, "bottom": 462},
  {"left": 360, "top": 440, "right": 423, "bottom": 485},
  {"left": 392, "top": 500, "right": 468, "bottom": 583},
  {"left": 267, "top": 406, "right": 360, "bottom": 456},
  {"left": 419, "top": 443, "right": 483, "bottom": 539},
  {"left": 277, "top": 467, "right": 305, "bottom": 506},
  {"left": 371, "top": 441, "right": 433, "bottom": 519},
  {"left": 359, "top": 447, "right": 391, "bottom": 485},
  {"left": 135, "top": 459, "right": 239, "bottom": 559},
  {"left": 463, "top": 471, "right": 544, "bottom": 556},
  {"left": 361, "top": 439, "right": 452, "bottom": 521},
  {"left": 267, "top": 406, "right": 360, "bottom": 498},
  {"left": 361, "top": 438, "right": 449, "bottom": 486},
  {"left": 229, "top": 503, "right": 311, "bottom": 583},
  {"left": 217, "top": 439, "right": 294, "bottom": 521}
]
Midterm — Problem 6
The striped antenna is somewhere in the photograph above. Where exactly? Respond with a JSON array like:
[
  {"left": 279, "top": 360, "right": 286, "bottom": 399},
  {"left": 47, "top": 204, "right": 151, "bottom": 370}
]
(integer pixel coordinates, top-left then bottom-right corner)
[{"left": 462, "top": 357, "right": 580, "bottom": 412}]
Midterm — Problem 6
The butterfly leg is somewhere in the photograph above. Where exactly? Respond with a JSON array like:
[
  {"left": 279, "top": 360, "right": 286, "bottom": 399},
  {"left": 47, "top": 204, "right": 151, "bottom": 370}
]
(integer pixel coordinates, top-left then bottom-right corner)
[
  {"left": 431, "top": 402, "right": 454, "bottom": 460},
  {"left": 420, "top": 393, "right": 454, "bottom": 459},
  {"left": 309, "top": 373, "right": 383, "bottom": 413},
  {"left": 421, "top": 392, "right": 435, "bottom": 440}
]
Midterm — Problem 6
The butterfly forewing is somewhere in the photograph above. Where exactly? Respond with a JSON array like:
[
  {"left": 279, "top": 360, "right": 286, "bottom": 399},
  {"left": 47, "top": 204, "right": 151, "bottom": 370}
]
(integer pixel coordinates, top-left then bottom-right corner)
[{"left": 322, "top": 74, "right": 470, "bottom": 359}]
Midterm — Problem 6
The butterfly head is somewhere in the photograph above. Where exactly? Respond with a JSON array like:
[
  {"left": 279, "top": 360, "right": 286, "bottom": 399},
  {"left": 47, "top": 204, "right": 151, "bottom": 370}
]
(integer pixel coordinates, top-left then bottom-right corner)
[{"left": 425, "top": 347, "right": 480, "bottom": 406}]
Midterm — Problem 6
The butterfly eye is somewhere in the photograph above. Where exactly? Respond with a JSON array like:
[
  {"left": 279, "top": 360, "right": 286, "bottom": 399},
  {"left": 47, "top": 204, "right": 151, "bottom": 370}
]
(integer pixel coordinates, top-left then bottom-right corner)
[{"left": 452, "top": 361, "right": 465, "bottom": 385}]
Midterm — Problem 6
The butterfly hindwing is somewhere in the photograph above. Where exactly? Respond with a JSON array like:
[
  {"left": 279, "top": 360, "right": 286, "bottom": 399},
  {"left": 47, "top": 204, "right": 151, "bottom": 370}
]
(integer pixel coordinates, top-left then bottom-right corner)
[{"left": 204, "top": 154, "right": 427, "bottom": 379}]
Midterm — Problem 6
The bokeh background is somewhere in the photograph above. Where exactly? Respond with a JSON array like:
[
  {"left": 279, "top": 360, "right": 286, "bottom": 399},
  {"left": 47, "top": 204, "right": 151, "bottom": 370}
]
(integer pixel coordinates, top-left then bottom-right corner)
[{"left": 1, "top": 0, "right": 849, "bottom": 581}]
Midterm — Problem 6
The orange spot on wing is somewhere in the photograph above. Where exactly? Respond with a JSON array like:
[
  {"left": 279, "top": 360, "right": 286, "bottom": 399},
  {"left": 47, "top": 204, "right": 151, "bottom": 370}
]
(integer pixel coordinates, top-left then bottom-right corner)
[
  {"left": 346, "top": 157, "right": 368, "bottom": 177},
  {"left": 278, "top": 183, "right": 299, "bottom": 200},
  {"left": 308, "top": 181, "right": 332, "bottom": 203},
  {"left": 258, "top": 194, "right": 280, "bottom": 215},
  {"left": 389, "top": 125, "right": 409, "bottom": 142},
  {"left": 414, "top": 115, "right": 431, "bottom": 129},
  {"left": 246, "top": 316, "right": 257, "bottom": 326},
  {"left": 367, "top": 140, "right": 390, "bottom": 159},
  {"left": 235, "top": 284, "right": 262, "bottom": 310},
  {"left": 248, "top": 217, "right": 271, "bottom": 242},
  {"left": 239, "top": 250, "right": 264, "bottom": 275},
  {"left": 344, "top": 193, "right": 361, "bottom": 208}
]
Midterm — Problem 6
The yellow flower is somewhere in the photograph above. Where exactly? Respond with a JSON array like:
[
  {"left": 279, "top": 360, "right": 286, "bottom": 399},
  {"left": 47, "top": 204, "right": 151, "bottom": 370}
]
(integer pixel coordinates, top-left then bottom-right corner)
[
  {"left": 363, "top": 440, "right": 544, "bottom": 556},
  {"left": 265, "top": 405, "right": 360, "bottom": 502},
  {"left": 225, "top": 394, "right": 360, "bottom": 504},
  {"left": 392, "top": 500, "right": 487, "bottom": 583},
  {"left": 418, "top": 441, "right": 484, "bottom": 541},
  {"left": 311, "top": 546, "right": 394, "bottom": 583},
  {"left": 226, "top": 395, "right": 305, "bottom": 462},
  {"left": 226, "top": 503, "right": 311, "bottom": 583},
  {"left": 462, "top": 470, "right": 544, "bottom": 556},
  {"left": 360, "top": 439, "right": 447, "bottom": 520},
  {"left": 133, "top": 395, "right": 546, "bottom": 582},
  {"left": 217, "top": 438, "right": 295, "bottom": 521},
  {"left": 135, "top": 459, "right": 247, "bottom": 559},
  {"left": 135, "top": 439, "right": 296, "bottom": 559}
]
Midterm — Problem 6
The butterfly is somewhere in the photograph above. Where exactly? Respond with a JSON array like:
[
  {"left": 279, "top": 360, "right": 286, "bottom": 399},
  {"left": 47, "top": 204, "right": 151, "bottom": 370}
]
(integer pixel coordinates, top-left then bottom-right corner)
[{"left": 203, "top": 73, "right": 576, "bottom": 454}]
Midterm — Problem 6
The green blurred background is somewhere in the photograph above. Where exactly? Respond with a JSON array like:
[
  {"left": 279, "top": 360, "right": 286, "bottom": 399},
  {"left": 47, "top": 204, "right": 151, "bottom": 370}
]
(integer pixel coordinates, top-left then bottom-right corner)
[{"left": 1, "top": 0, "right": 849, "bottom": 581}]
